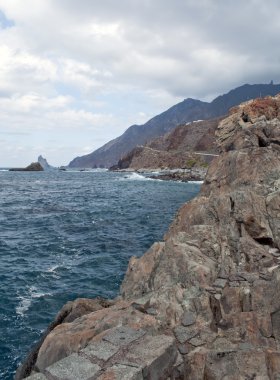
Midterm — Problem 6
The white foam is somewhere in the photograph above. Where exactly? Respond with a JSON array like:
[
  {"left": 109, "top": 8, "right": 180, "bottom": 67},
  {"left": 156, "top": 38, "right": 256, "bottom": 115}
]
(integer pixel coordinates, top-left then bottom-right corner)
[
  {"left": 121, "top": 172, "right": 152, "bottom": 181},
  {"left": 16, "top": 286, "right": 51, "bottom": 316},
  {"left": 187, "top": 180, "right": 204, "bottom": 184},
  {"left": 46, "top": 265, "right": 59, "bottom": 273},
  {"left": 16, "top": 297, "right": 32, "bottom": 316}
]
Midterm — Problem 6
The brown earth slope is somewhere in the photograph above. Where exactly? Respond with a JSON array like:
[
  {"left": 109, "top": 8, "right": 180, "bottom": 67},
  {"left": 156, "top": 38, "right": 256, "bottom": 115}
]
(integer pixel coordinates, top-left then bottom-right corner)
[
  {"left": 113, "top": 117, "right": 222, "bottom": 171},
  {"left": 18, "top": 96, "right": 280, "bottom": 379}
]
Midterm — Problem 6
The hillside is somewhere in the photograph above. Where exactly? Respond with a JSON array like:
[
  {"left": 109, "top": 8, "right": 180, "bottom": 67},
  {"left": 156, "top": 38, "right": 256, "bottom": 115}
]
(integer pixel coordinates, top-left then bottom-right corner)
[
  {"left": 113, "top": 117, "right": 222, "bottom": 171},
  {"left": 69, "top": 83, "right": 280, "bottom": 168}
]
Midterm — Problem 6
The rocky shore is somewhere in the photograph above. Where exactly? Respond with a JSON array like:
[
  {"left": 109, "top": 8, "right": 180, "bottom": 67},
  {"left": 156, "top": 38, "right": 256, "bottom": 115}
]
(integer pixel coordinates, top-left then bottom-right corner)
[
  {"left": 148, "top": 168, "right": 207, "bottom": 182},
  {"left": 17, "top": 96, "right": 280, "bottom": 379}
]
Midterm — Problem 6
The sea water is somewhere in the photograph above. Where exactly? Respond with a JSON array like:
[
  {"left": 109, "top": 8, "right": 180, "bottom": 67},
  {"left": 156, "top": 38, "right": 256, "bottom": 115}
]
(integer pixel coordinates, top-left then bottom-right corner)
[{"left": 0, "top": 169, "right": 201, "bottom": 379}]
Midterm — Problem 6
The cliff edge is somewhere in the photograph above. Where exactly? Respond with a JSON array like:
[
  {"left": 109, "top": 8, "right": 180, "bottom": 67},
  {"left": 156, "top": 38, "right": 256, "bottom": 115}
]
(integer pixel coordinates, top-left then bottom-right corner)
[{"left": 18, "top": 96, "right": 280, "bottom": 379}]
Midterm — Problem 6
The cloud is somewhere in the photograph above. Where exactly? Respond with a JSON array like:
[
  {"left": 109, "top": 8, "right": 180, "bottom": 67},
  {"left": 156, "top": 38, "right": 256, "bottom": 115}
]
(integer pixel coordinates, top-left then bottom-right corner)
[{"left": 0, "top": 0, "right": 280, "bottom": 165}]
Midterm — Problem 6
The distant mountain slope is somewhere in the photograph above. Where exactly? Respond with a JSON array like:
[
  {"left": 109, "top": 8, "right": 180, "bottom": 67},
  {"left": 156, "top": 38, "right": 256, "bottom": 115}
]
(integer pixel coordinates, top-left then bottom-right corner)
[{"left": 68, "top": 83, "right": 280, "bottom": 168}]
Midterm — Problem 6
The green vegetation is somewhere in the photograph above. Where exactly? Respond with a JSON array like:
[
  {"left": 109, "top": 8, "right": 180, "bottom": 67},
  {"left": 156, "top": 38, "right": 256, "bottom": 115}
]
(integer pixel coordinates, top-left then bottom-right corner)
[
  {"left": 185, "top": 158, "right": 209, "bottom": 169},
  {"left": 185, "top": 159, "right": 197, "bottom": 168},
  {"left": 200, "top": 162, "right": 209, "bottom": 168}
]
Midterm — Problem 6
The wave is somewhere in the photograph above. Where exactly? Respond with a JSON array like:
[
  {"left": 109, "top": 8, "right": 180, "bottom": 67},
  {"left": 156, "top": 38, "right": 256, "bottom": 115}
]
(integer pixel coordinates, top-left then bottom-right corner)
[
  {"left": 46, "top": 265, "right": 59, "bottom": 273},
  {"left": 16, "top": 297, "right": 32, "bottom": 317},
  {"left": 16, "top": 286, "right": 51, "bottom": 316},
  {"left": 187, "top": 180, "right": 204, "bottom": 184},
  {"left": 0, "top": 169, "right": 8, "bottom": 172},
  {"left": 66, "top": 168, "right": 108, "bottom": 173},
  {"left": 120, "top": 172, "right": 152, "bottom": 181}
]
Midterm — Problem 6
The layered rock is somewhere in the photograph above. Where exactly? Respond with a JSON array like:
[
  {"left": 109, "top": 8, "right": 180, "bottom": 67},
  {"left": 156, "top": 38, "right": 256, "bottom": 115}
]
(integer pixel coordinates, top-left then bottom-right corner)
[{"left": 18, "top": 95, "right": 280, "bottom": 379}]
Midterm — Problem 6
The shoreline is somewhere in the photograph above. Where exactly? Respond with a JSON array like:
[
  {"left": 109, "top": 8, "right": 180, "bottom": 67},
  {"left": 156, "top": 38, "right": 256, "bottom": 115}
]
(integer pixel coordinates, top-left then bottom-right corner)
[{"left": 113, "top": 167, "right": 208, "bottom": 182}]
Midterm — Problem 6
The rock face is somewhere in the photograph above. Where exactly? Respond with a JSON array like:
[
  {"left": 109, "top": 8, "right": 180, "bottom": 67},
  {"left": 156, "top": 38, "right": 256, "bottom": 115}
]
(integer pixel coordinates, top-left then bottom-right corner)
[
  {"left": 9, "top": 162, "right": 44, "bottom": 171},
  {"left": 69, "top": 83, "right": 280, "bottom": 168},
  {"left": 111, "top": 117, "right": 221, "bottom": 172},
  {"left": 18, "top": 95, "right": 280, "bottom": 379}
]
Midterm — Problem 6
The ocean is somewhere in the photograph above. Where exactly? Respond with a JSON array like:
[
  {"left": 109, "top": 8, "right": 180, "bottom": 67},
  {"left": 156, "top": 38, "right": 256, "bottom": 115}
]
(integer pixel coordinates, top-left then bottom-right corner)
[{"left": 0, "top": 169, "right": 201, "bottom": 379}]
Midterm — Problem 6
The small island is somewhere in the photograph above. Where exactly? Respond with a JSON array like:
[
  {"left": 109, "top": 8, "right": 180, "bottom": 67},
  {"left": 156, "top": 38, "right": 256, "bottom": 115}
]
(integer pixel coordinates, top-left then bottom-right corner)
[{"left": 9, "top": 162, "right": 44, "bottom": 172}]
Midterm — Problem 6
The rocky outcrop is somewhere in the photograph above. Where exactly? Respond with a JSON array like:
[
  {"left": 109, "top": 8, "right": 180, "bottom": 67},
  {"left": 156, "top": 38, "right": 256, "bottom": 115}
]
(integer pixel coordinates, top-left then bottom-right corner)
[
  {"left": 9, "top": 162, "right": 44, "bottom": 171},
  {"left": 37, "top": 156, "right": 53, "bottom": 170},
  {"left": 149, "top": 168, "right": 207, "bottom": 182},
  {"left": 19, "top": 95, "right": 280, "bottom": 379},
  {"left": 69, "top": 83, "right": 280, "bottom": 168},
  {"left": 111, "top": 117, "right": 221, "bottom": 173}
]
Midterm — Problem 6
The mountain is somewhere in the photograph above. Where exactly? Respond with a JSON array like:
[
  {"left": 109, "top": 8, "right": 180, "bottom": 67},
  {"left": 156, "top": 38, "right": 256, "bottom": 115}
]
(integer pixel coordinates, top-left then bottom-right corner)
[{"left": 68, "top": 83, "right": 280, "bottom": 168}]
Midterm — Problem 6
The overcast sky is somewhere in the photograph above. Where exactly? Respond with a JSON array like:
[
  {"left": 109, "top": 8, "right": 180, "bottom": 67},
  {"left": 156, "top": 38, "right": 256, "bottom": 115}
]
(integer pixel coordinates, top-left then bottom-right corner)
[{"left": 0, "top": 0, "right": 279, "bottom": 166}]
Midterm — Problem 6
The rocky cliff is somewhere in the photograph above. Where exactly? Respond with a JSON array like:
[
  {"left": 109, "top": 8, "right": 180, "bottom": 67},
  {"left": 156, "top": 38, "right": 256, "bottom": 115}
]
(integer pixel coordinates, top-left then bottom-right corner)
[
  {"left": 18, "top": 96, "right": 280, "bottom": 379},
  {"left": 69, "top": 83, "right": 280, "bottom": 168},
  {"left": 112, "top": 117, "right": 222, "bottom": 171}
]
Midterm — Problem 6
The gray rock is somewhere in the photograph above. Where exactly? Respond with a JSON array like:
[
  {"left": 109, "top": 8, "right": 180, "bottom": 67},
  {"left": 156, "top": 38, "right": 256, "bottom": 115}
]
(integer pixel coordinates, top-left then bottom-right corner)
[
  {"left": 81, "top": 341, "right": 119, "bottom": 361},
  {"left": 45, "top": 353, "right": 100, "bottom": 380},
  {"left": 23, "top": 374, "right": 47, "bottom": 380},
  {"left": 103, "top": 326, "right": 145, "bottom": 347},
  {"left": 213, "top": 278, "right": 227, "bottom": 289},
  {"left": 173, "top": 325, "right": 198, "bottom": 344},
  {"left": 120, "top": 335, "right": 177, "bottom": 380},
  {"left": 97, "top": 364, "right": 143, "bottom": 380},
  {"left": 181, "top": 311, "right": 196, "bottom": 326},
  {"left": 178, "top": 344, "right": 188, "bottom": 355}
]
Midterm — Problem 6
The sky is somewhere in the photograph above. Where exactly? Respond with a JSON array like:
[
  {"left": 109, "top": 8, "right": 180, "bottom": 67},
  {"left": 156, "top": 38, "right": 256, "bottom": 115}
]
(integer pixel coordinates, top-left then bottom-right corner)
[{"left": 0, "top": 0, "right": 280, "bottom": 166}]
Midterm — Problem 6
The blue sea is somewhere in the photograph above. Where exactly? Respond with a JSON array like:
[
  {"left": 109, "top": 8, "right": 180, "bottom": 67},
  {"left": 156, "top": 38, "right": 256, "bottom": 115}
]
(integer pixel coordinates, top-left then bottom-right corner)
[{"left": 0, "top": 169, "right": 201, "bottom": 379}]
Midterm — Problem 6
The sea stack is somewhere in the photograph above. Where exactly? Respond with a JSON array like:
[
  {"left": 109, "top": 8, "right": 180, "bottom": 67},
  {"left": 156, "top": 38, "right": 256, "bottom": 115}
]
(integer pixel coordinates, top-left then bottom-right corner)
[
  {"left": 38, "top": 155, "right": 53, "bottom": 170},
  {"left": 17, "top": 96, "right": 280, "bottom": 379}
]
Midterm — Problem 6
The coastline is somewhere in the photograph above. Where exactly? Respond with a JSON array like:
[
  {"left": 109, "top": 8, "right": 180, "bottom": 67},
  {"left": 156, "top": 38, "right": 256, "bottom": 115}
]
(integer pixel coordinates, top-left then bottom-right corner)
[
  {"left": 16, "top": 96, "right": 280, "bottom": 379},
  {"left": 113, "top": 167, "right": 208, "bottom": 182}
]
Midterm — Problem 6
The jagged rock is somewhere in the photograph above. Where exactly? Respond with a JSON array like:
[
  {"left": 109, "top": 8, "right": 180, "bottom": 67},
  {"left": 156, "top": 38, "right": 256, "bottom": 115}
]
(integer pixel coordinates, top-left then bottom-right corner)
[
  {"left": 18, "top": 95, "right": 280, "bottom": 379},
  {"left": 38, "top": 155, "right": 53, "bottom": 170}
]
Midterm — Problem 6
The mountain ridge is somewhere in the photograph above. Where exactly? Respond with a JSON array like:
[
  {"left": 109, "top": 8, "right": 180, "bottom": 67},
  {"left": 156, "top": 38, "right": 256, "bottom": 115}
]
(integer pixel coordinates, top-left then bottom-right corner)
[{"left": 69, "top": 83, "right": 280, "bottom": 168}]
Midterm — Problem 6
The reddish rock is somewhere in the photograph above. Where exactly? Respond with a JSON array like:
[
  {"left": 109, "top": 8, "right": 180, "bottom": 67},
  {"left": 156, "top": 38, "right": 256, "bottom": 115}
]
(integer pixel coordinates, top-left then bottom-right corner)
[{"left": 112, "top": 118, "right": 222, "bottom": 172}]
